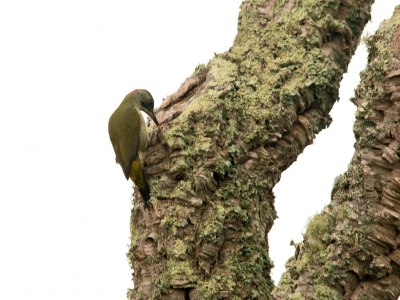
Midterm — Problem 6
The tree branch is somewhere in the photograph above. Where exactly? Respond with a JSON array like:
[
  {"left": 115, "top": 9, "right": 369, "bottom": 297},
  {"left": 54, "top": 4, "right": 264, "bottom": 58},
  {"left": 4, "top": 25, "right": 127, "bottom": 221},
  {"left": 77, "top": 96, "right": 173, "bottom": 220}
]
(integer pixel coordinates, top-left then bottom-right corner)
[
  {"left": 273, "top": 6, "right": 400, "bottom": 300},
  {"left": 127, "top": 0, "right": 374, "bottom": 299}
]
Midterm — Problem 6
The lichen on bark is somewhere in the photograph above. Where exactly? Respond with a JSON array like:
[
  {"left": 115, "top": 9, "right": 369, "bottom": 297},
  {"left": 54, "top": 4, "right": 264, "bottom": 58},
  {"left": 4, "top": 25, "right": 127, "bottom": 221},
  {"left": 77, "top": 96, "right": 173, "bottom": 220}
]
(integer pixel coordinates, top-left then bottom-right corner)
[
  {"left": 273, "top": 6, "right": 400, "bottom": 300},
  {"left": 126, "top": 0, "right": 374, "bottom": 299}
]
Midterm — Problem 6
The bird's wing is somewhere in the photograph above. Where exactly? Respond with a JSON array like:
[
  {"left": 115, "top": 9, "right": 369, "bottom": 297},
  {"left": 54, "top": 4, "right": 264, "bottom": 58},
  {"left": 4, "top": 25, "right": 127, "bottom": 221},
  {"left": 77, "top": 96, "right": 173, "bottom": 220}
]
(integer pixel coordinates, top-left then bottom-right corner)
[{"left": 108, "top": 106, "right": 142, "bottom": 180}]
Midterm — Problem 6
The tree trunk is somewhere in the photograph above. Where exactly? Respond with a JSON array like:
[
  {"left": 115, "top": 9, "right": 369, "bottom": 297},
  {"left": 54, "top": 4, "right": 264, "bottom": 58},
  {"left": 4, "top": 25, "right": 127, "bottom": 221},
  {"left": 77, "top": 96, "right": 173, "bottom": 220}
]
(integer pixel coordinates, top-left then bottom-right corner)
[
  {"left": 273, "top": 7, "right": 400, "bottom": 300},
  {"left": 126, "top": 0, "right": 374, "bottom": 299}
]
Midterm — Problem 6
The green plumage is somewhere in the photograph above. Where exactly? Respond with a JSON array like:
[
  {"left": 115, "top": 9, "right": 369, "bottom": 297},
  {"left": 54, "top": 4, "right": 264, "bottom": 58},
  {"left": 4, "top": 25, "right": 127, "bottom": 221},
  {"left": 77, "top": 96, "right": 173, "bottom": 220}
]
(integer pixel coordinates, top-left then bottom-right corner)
[
  {"left": 108, "top": 89, "right": 159, "bottom": 208},
  {"left": 109, "top": 103, "right": 145, "bottom": 179}
]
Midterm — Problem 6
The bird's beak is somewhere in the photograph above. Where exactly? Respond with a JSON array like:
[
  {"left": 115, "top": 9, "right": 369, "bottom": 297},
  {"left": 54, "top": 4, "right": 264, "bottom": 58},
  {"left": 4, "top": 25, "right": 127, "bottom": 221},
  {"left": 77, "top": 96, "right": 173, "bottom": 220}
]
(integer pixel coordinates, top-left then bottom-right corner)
[{"left": 150, "top": 111, "right": 159, "bottom": 126}]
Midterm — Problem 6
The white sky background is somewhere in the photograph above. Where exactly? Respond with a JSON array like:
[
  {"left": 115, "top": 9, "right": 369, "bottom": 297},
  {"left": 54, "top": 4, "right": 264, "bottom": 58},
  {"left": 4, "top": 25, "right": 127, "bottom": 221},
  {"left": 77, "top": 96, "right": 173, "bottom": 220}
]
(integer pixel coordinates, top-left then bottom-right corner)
[{"left": 0, "top": 1, "right": 399, "bottom": 299}]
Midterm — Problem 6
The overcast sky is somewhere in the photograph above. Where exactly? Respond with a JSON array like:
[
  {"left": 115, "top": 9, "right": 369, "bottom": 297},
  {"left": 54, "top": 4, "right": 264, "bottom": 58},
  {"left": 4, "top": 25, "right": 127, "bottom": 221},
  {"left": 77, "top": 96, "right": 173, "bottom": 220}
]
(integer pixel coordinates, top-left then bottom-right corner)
[{"left": 1, "top": 1, "right": 399, "bottom": 299}]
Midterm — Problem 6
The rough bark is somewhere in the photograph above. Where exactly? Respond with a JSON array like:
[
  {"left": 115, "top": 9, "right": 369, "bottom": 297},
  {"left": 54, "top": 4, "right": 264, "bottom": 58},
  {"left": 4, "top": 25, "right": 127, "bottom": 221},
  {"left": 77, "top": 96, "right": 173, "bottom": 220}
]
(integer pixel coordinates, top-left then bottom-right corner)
[
  {"left": 273, "top": 7, "right": 400, "bottom": 300},
  {"left": 126, "top": 0, "right": 374, "bottom": 299}
]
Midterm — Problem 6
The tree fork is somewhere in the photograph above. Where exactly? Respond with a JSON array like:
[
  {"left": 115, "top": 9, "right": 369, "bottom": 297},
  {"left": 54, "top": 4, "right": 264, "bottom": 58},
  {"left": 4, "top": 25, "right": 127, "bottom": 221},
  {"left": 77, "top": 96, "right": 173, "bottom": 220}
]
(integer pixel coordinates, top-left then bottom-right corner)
[
  {"left": 126, "top": 0, "right": 374, "bottom": 299},
  {"left": 273, "top": 6, "right": 400, "bottom": 300}
]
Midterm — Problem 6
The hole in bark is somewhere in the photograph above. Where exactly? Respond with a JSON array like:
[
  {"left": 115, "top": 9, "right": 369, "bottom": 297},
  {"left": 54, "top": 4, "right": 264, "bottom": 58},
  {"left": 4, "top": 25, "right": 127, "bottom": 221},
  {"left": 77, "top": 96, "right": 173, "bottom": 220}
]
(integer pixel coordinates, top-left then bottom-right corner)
[
  {"left": 184, "top": 288, "right": 191, "bottom": 300},
  {"left": 175, "top": 173, "right": 184, "bottom": 181},
  {"left": 213, "top": 172, "right": 220, "bottom": 182}
]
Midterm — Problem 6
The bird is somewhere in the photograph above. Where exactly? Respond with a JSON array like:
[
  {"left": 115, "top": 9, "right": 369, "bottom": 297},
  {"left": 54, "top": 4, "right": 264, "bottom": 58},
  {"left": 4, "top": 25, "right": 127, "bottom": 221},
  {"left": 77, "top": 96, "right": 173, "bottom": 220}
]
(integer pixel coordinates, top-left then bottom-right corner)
[{"left": 108, "top": 89, "right": 159, "bottom": 209}]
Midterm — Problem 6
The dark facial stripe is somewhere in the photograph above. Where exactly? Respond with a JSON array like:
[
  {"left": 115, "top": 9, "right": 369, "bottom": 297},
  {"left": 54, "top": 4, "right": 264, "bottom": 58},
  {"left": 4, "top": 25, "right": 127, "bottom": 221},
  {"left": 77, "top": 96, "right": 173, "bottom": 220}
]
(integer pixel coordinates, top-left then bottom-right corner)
[{"left": 140, "top": 100, "right": 154, "bottom": 111}]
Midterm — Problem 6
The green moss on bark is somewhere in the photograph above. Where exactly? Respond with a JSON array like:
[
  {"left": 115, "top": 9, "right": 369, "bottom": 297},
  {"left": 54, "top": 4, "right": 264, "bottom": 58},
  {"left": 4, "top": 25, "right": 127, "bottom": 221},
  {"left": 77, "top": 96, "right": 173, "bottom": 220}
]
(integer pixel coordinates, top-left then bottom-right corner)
[{"left": 129, "top": 0, "right": 375, "bottom": 299}]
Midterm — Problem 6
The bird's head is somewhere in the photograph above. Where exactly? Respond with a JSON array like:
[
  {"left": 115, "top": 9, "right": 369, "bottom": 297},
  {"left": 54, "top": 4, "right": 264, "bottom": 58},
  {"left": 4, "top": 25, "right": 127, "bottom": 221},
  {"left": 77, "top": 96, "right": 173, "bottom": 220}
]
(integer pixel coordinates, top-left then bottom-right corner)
[{"left": 125, "top": 89, "right": 159, "bottom": 126}]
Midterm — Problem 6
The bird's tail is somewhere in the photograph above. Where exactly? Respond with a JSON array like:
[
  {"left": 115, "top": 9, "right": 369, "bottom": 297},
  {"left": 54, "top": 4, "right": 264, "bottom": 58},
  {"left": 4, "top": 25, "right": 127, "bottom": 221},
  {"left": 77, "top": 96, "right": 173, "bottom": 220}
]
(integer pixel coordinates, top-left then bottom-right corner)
[{"left": 129, "top": 157, "right": 151, "bottom": 208}]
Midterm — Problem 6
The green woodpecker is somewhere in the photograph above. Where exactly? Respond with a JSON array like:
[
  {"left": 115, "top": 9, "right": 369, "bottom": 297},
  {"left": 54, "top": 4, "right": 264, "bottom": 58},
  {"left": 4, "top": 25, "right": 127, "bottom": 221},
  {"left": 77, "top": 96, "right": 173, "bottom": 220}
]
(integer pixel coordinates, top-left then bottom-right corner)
[{"left": 108, "top": 89, "right": 159, "bottom": 209}]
